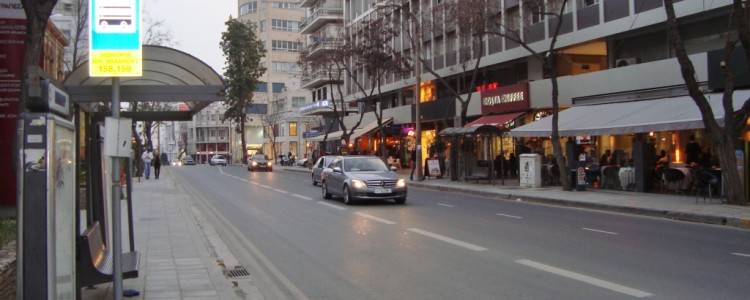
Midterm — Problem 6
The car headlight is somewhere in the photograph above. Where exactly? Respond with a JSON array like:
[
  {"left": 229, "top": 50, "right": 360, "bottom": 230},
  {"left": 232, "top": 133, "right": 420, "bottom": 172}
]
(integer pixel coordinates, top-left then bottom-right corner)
[
  {"left": 252, "top": 162, "right": 258, "bottom": 166},
  {"left": 351, "top": 179, "right": 367, "bottom": 189},
  {"left": 267, "top": 162, "right": 272, "bottom": 166},
  {"left": 396, "top": 179, "right": 406, "bottom": 187}
]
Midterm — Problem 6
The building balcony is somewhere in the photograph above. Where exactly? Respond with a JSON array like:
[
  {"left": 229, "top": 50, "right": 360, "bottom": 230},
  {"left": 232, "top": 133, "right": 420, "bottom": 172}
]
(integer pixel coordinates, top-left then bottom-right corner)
[
  {"left": 299, "top": 0, "right": 317, "bottom": 8},
  {"left": 306, "top": 37, "right": 342, "bottom": 59},
  {"left": 300, "top": 69, "right": 343, "bottom": 89},
  {"left": 299, "top": 8, "right": 343, "bottom": 34}
]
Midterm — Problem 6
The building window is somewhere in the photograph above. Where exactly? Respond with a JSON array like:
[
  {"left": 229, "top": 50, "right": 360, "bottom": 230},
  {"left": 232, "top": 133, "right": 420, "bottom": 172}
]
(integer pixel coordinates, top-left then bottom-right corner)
[
  {"left": 259, "top": 20, "right": 266, "bottom": 32},
  {"left": 256, "top": 82, "right": 268, "bottom": 92},
  {"left": 240, "top": 2, "right": 258, "bottom": 15},
  {"left": 271, "top": 19, "right": 300, "bottom": 32},
  {"left": 290, "top": 141, "right": 298, "bottom": 155},
  {"left": 272, "top": 61, "right": 301, "bottom": 73},
  {"left": 289, "top": 122, "right": 297, "bottom": 136},
  {"left": 271, "top": 2, "right": 300, "bottom": 10},
  {"left": 272, "top": 40, "right": 303, "bottom": 52},
  {"left": 291, "top": 97, "right": 305, "bottom": 108},
  {"left": 272, "top": 82, "right": 286, "bottom": 93}
]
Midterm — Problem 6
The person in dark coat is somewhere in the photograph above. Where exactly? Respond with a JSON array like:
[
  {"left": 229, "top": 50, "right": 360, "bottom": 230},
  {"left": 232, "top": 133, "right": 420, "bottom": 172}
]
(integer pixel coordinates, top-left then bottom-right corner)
[
  {"left": 685, "top": 135, "right": 701, "bottom": 165},
  {"left": 153, "top": 151, "right": 162, "bottom": 179},
  {"left": 409, "top": 148, "right": 417, "bottom": 181}
]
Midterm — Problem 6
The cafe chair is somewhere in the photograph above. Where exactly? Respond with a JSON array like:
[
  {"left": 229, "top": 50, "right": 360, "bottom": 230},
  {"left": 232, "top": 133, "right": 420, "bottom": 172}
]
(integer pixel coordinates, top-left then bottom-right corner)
[
  {"left": 692, "top": 169, "right": 720, "bottom": 203},
  {"left": 662, "top": 168, "right": 685, "bottom": 193}
]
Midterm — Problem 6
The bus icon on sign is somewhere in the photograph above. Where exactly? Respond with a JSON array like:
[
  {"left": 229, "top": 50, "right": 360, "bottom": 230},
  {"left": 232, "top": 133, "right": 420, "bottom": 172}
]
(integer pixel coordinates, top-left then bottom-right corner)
[{"left": 94, "top": 0, "right": 136, "bottom": 33}]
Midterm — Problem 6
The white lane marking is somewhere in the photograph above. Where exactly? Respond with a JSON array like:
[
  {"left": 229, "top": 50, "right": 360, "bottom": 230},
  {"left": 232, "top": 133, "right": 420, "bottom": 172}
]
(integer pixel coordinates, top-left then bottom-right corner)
[
  {"left": 496, "top": 213, "right": 523, "bottom": 219},
  {"left": 732, "top": 252, "right": 750, "bottom": 258},
  {"left": 317, "top": 201, "right": 347, "bottom": 210},
  {"left": 437, "top": 203, "right": 454, "bottom": 208},
  {"left": 516, "top": 259, "right": 652, "bottom": 298},
  {"left": 250, "top": 182, "right": 258, "bottom": 185},
  {"left": 273, "top": 188, "right": 289, "bottom": 194},
  {"left": 292, "top": 194, "right": 313, "bottom": 201},
  {"left": 582, "top": 228, "right": 618, "bottom": 235},
  {"left": 354, "top": 212, "right": 397, "bottom": 225},
  {"left": 260, "top": 185, "right": 272, "bottom": 189},
  {"left": 407, "top": 228, "right": 487, "bottom": 251},
  {"left": 239, "top": 178, "right": 248, "bottom": 182}
]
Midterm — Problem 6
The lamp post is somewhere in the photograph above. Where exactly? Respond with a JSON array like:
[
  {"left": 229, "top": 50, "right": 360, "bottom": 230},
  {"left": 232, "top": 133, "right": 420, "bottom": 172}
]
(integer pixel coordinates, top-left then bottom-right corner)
[{"left": 376, "top": 2, "right": 423, "bottom": 180}]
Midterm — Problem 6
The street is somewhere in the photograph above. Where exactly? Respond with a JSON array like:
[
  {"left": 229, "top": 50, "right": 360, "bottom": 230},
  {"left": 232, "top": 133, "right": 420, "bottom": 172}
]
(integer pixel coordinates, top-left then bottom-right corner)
[{"left": 171, "top": 165, "right": 750, "bottom": 300}]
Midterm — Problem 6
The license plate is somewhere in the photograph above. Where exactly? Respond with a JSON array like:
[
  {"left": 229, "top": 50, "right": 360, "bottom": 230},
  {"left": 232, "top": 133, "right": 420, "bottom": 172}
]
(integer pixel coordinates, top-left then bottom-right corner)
[{"left": 374, "top": 188, "right": 391, "bottom": 194}]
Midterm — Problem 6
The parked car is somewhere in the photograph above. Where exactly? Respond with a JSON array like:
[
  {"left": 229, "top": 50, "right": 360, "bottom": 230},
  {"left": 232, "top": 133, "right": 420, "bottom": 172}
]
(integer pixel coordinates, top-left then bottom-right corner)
[
  {"left": 247, "top": 154, "right": 272, "bottom": 171},
  {"left": 170, "top": 159, "right": 181, "bottom": 166},
  {"left": 181, "top": 156, "right": 195, "bottom": 165},
  {"left": 296, "top": 157, "right": 309, "bottom": 167},
  {"left": 311, "top": 155, "right": 337, "bottom": 186},
  {"left": 209, "top": 154, "right": 227, "bottom": 166},
  {"left": 321, "top": 155, "right": 406, "bottom": 205}
]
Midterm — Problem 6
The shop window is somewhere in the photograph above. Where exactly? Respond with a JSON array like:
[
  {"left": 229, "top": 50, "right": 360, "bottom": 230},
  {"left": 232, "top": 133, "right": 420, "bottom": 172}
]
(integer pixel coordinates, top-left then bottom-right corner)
[{"left": 289, "top": 122, "right": 297, "bottom": 136}]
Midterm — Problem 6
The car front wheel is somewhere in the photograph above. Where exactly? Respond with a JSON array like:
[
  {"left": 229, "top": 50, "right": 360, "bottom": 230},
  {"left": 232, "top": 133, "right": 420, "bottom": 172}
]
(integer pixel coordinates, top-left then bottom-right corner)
[
  {"left": 312, "top": 174, "right": 317, "bottom": 186},
  {"left": 343, "top": 186, "right": 354, "bottom": 205}
]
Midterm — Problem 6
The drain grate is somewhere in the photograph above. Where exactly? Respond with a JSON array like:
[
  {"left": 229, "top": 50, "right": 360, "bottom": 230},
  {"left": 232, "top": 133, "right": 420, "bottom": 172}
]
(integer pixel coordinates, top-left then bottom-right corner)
[{"left": 227, "top": 266, "right": 251, "bottom": 279}]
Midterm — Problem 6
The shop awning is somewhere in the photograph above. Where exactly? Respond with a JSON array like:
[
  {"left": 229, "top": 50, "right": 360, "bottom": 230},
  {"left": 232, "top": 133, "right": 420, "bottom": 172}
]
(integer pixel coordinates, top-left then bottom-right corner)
[
  {"left": 510, "top": 91, "right": 750, "bottom": 137},
  {"left": 465, "top": 112, "right": 525, "bottom": 127},
  {"left": 438, "top": 124, "right": 503, "bottom": 137},
  {"left": 307, "top": 118, "right": 393, "bottom": 142}
]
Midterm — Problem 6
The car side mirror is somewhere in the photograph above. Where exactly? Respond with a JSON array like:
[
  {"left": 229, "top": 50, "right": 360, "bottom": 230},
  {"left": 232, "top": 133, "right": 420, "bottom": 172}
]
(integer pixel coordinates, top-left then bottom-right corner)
[
  {"left": 332, "top": 167, "right": 342, "bottom": 173},
  {"left": 390, "top": 166, "right": 397, "bottom": 172}
]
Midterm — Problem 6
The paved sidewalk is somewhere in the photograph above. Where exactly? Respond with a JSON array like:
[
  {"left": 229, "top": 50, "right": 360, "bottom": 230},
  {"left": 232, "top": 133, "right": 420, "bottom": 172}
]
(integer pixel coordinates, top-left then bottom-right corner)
[
  {"left": 281, "top": 165, "right": 750, "bottom": 229},
  {"left": 81, "top": 167, "right": 251, "bottom": 300}
]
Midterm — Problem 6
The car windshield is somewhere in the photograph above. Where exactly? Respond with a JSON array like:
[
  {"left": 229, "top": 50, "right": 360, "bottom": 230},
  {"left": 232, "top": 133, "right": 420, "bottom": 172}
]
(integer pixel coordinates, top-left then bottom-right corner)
[
  {"left": 344, "top": 157, "right": 389, "bottom": 172},
  {"left": 252, "top": 155, "right": 266, "bottom": 160}
]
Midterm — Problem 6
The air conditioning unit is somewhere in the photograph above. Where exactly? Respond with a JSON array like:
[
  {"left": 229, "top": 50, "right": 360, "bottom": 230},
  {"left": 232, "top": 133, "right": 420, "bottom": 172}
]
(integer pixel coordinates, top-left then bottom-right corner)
[{"left": 616, "top": 57, "right": 641, "bottom": 67}]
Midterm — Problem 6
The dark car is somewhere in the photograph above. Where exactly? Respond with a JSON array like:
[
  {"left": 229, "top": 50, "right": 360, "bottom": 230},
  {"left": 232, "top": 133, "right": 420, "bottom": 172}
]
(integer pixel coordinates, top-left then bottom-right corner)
[
  {"left": 181, "top": 156, "right": 195, "bottom": 165},
  {"left": 311, "top": 155, "right": 337, "bottom": 186},
  {"left": 247, "top": 154, "right": 273, "bottom": 172},
  {"left": 321, "top": 156, "right": 406, "bottom": 205}
]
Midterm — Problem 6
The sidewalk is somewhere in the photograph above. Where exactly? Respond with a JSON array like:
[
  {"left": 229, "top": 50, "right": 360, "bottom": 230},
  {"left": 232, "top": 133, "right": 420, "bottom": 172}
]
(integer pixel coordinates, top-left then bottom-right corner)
[
  {"left": 281, "top": 165, "right": 750, "bottom": 229},
  {"left": 81, "top": 167, "right": 255, "bottom": 300}
]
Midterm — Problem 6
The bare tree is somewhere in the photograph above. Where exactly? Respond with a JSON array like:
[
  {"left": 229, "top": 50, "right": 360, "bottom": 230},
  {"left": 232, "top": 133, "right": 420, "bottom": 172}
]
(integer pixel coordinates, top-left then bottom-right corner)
[
  {"left": 262, "top": 108, "right": 282, "bottom": 163},
  {"left": 664, "top": 0, "right": 749, "bottom": 205},
  {"left": 471, "top": 0, "right": 572, "bottom": 190},
  {"left": 62, "top": 0, "right": 89, "bottom": 73}
]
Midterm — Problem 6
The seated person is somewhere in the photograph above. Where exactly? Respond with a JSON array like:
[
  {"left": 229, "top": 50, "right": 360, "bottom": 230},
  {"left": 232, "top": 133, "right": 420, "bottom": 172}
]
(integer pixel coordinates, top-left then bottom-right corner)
[{"left": 600, "top": 149, "right": 612, "bottom": 166}]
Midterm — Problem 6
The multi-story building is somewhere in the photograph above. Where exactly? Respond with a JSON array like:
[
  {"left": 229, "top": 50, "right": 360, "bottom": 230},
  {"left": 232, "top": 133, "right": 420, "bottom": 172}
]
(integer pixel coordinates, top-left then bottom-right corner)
[
  {"left": 50, "top": 0, "right": 87, "bottom": 74},
  {"left": 188, "top": 102, "right": 239, "bottom": 164},
  {"left": 302, "top": 0, "right": 749, "bottom": 193},
  {"left": 238, "top": 0, "right": 319, "bottom": 160}
]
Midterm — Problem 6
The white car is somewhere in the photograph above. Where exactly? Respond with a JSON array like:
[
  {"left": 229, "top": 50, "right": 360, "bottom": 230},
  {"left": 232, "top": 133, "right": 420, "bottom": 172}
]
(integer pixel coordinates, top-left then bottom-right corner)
[{"left": 209, "top": 155, "right": 227, "bottom": 166}]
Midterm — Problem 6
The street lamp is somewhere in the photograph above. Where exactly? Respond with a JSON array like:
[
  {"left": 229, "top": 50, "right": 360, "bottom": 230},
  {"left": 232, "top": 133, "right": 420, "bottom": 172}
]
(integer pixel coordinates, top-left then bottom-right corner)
[{"left": 375, "top": 2, "right": 423, "bottom": 180}]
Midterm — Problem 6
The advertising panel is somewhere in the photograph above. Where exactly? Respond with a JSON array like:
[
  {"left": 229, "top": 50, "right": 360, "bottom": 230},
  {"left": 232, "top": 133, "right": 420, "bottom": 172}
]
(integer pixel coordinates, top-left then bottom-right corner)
[
  {"left": 0, "top": 0, "right": 25, "bottom": 206},
  {"left": 88, "top": 0, "right": 142, "bottom": 77}
]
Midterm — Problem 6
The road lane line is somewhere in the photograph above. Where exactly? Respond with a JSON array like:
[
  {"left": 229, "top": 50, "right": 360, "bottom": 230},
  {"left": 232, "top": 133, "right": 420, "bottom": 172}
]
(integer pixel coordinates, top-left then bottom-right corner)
[
  {"left": 291, "top": 194, "right": 313, "bottom": 201},
  {"left": 354, "top": 212, "right": 397, "bottom": 225},
  {"left": 239, "top": 178, "right": 248, "bottom": 182},
  {"left": 260, "top": 184, "right": 272, "bottom": 189},
  {"left": 437, "top": 203, "right": 454, "bottom": 208},
  {"left": 250, "top": 182, "right": 258, "bottom": 185},
  {"left": 516, "top": 259, "right": 652, "bottom": 298},
  {"left": 496, "top": 213, "right": 523, "bottom": 219},
  {"left": 732, "top": 252, "right": 750, "bottom": 257},
  {"left": 273, "top": 188, "right": 289, "bottom": 194},
  {"left": 582, "top": 228, "right": 618, "bottom": 235},
  {"left": 407, "top": 228, "right": 487, "bottom": 251},
  {"left": 317, "top": 201, "right": 347, "bottom": 210}
]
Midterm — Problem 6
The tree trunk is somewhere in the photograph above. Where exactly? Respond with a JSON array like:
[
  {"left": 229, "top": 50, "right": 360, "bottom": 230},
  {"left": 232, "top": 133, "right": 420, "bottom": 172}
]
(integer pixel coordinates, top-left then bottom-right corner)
[{"left": 547, "top": 55, "right": 570, "bottom": 191}]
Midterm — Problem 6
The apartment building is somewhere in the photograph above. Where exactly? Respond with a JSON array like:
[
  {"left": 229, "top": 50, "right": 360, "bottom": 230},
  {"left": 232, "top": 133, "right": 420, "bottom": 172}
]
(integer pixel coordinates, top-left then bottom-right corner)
[
  {"left": 238, "top": 0, "right": 319, "bottom": 160},
  {"left": 189, "top": 102, "right": 237, "bottom": 164},
  {"left": 301, "top": 0, "right": 748, "bottom": 192}
]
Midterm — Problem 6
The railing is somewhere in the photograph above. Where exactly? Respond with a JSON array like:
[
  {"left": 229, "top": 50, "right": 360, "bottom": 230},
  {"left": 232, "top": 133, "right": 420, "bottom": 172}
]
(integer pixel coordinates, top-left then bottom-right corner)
[{"left": 300, "top": 8, "right": 343, "bottom": 31}]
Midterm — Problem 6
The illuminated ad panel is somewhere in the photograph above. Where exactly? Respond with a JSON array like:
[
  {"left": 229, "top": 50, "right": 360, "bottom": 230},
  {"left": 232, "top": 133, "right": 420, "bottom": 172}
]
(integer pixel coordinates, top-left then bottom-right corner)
[{"left": 88, "top": 0, "right": 142, "bottom": 77}]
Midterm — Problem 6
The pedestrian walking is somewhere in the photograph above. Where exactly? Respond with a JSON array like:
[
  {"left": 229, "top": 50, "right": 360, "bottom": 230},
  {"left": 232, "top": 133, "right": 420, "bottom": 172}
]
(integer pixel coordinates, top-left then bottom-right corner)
[
  {"left": 153, "top": 151, "right": 162, "bottom": 179},
  {"left": 142, "top": 148, "right": 154, "bottom": 179}
]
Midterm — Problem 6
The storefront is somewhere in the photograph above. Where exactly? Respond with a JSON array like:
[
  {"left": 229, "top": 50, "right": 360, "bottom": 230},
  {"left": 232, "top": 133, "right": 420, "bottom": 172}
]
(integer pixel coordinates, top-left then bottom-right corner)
[{"left": 511, "top": 90, "right": 750, "bottom": 193}]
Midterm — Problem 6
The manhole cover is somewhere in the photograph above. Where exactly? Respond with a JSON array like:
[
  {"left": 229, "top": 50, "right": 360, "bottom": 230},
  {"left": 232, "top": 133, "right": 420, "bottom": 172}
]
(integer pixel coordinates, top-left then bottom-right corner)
[{"left": 228, "top": 266, "right": 251, "bottom": 279}]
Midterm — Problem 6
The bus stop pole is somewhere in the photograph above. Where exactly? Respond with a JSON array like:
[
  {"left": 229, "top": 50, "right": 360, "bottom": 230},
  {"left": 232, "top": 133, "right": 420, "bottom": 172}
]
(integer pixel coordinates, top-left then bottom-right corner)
[{"left": 111, "top": 77, "right": 123, "bottom": 300}]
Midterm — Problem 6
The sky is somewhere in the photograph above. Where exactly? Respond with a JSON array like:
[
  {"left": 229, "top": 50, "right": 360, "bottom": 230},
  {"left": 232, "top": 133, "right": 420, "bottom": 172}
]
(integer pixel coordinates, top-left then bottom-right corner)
[{"left": 143, "top": 0, "right": 237, "bottom": 75}]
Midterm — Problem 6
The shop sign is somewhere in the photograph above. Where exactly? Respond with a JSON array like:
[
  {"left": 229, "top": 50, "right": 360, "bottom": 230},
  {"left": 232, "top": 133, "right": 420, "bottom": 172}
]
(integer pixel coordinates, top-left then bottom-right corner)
[
  {"left": 300, "top": 99, "right": 333, "bottom": 114},
  {"left": 0, "top": 0, "right": 25, "bottom": 206},
  {"left": 480, "top": 82, "right": 529, "bottom": 114}
]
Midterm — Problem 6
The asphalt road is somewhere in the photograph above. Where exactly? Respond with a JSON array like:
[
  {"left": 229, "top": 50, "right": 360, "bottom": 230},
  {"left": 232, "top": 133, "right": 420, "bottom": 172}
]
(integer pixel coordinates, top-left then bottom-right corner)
[{"left": 172, "top": 165, "right": 750, "bottom": 300}]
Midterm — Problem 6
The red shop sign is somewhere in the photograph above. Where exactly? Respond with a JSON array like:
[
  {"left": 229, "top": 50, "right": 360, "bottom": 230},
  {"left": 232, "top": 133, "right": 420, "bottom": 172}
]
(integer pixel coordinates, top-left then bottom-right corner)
[{"left": 480, "top": 82, "right": 529, "bottom": 114}]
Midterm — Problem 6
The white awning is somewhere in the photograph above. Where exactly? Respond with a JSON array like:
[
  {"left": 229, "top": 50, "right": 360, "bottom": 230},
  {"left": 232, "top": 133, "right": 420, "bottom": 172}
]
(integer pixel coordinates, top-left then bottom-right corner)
[
  {"left": 510, "top": 91, "right": 750, "bottom": 137},
  {"left": 307, "top": 118, "right": 393, "bottom": 142}
]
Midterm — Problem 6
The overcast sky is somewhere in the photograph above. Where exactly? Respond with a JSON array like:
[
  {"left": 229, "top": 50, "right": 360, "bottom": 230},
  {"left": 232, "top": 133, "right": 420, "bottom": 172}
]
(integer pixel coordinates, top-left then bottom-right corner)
[{"left": 143, "top": 0, "right": 236, "bottom": 75}]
